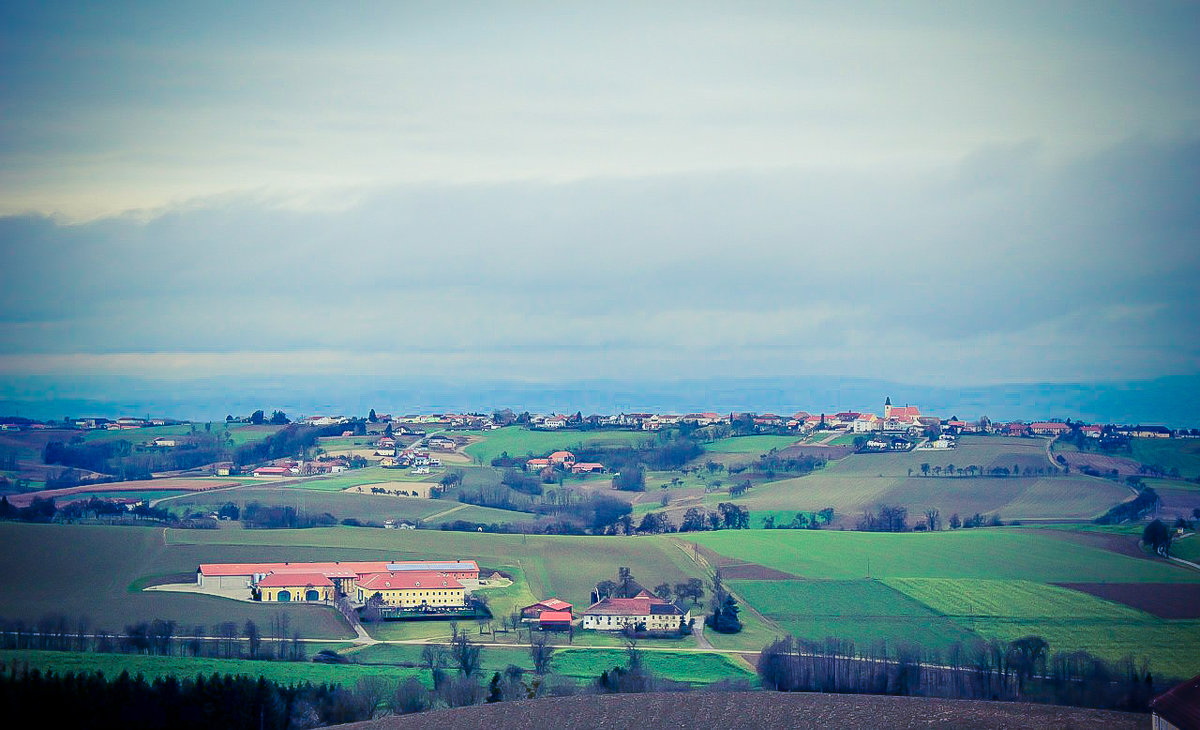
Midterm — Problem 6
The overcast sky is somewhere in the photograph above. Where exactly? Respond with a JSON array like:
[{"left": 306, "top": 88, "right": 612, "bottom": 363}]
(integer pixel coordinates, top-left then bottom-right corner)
[{"left": 1, "top": 2, "right": 1198, "bottom": 387}]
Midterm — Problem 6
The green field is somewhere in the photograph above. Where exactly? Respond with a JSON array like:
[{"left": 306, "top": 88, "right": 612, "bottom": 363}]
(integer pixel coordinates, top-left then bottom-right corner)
[
  {"left": 884, "top": 579, "right": 1149, "bottom": 620},
  {"left": 463, "top": 427, "right": 649, "bottom": 465},
  {"left": 702, "top": 436, "right": 800, "bottom": 454},
  {"left": 165, "top": 488, "right": 534, "bottom": 527},
  {"left": 1131, "top": 438, "right": 1200, "bottom": 479},
  {"left": 350, "top": 643, "right": 753, "bottom": 685},
  {"left": 282, "top": 466, "right": 438, "bottom": 491},
  {"left": 723, "top": 472, "right": 1128, "bottom": 526},
  {"left": 1173, "top": 535, "right": 1200, "bottom": 563},
  {"left": 963, "top": 619, "right": 1200, "bottom": 679},
  {"left": 828, "top": 436, "right": 1051, "bottom": 477},
  {"left": 0, "top": 649, "right": 420, "bottom": 685},
  {"left": 64, "top": 490, "right": 187, "bottom": 502},
  {"left": 0, "top": 523, "right": 355, "bottom": 638},
  {"left": 79, "top": 423, "right": 283, "bottom": 448},
  {"left": 687, "top": 528, "right": 1200, "bottom": 583},
  {"left": 731, "top": 579, "right": 980, "bottom": 654},
  {"left": 5, "top": 519, "right": 1198, "bottom": 685}
]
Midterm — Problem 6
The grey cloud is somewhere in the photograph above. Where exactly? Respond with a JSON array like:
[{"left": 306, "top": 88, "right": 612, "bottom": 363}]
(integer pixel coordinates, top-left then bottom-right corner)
[{"left": 1, "top": 135, "right": 1197, "bottom": 384}]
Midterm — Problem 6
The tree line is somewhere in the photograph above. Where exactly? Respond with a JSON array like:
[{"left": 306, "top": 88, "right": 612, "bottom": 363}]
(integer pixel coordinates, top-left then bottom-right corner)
[{"left": 757, "top": 633, "right": 1160, "bottom": 712}]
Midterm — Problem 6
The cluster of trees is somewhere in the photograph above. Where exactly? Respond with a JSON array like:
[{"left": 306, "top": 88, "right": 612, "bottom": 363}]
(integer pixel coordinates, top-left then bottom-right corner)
[
  {"left": 1095, "top": 487, "right": 1160, "bottom": 525},
  {"left": 856, "top": 505, "right": 1002, "bottom": 532},
  {"left": 612, "top": 465, "right": 646, "bottom": 492},
  {"left": 752, "top": 452, "right": 826, "bottom": 478},
  {"left": 240, "top": 503, "right": 337, "bottom": 530},
  {"left": 760, "top": 508, "right": 834, "bottom": 530},
  {"left": 0, "top": 669, "right": 383, "bottom": 729},
  {"left": 0, "top": 613, "right": 305, "bottom": 663},
  {"left": 679, "top": 503, "right": 750, "bottom": 531},
  {"left": 757, "top": 634, "right": 1159, "bottom": 712},
  {"left": 1140, "top": 515, "right": 1196, "bottom": 558},
  {"left": 0, "top": 496, "right": 199, "bottom": 527},
  {"left": 914, "top": 462, "right": 1054, "bottom": 478},
  {"left": 36, "top": 417, "right": 362, "bottom": 484},
  {"left": 705, "top": 571, "right": 742, "bottom": 634},
  {"left": 233, "top": 422, "right": 351, "bottom": 467}
]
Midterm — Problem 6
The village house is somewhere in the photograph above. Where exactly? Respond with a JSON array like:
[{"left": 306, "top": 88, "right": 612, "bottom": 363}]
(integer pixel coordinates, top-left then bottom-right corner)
[
  {"left": 1004, "top": 422, "right": 1031, "bottom": 437},
  {"left": 355, "top": 572, "right": 466, "bottom": 608},
  {"left": 1150, "top": 672, "right": 1200, "bottom": 730},
  {"left": 252, "top": 465, "right": 290, "bottom": 478},
  {"left": 852, "top": 413, "right": 881, "bottom": 433},
  {"left": 570, "top": 462, "right": 605, "bottom": 474},
  {"left": 1030, "top": 421, "right": 1070, "bottom": 436},
  {"left": 256, "top": 572, "right": 335, "bottom": 602},
  {"left": 549, "top": 450, "right": 576, "bottom": 466},
  {"left": 521, "top": 597, "right": 574, "bottom": 625},
  {"left": 1117, "top": 425, "right": 1173, "bottom": 439},
  {"left": 427, "top": 435, "right": 456, "bottom": 450},
  {"left": 581, "top": 591, "right": 691, "bottom": 633}
]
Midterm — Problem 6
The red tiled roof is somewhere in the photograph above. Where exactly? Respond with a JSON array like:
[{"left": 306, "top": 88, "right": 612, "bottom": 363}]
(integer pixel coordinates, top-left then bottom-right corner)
[
  {"left": 535, "top": 598, "right": 572, "bottom": 611},
  {"left": 356, "top": 571, "right": 463, "bottom": 591},
  {"left": 199, "top": 559, "right": 478, "bottom": 577},
  {"left": 538, "top": 611, "right": 573, "bottom": 623},
  {"left": 257, "top": 572, "right": 333, "bottom": 588},
  {"left": 549, "top": 451, "right": 574, "bottom": 459},
  {"left": 1151, "top": 673, "right": 1200, "bottom": 730},
  {"left": 586, "top": 597, "right": 653, "bottom": 616}
]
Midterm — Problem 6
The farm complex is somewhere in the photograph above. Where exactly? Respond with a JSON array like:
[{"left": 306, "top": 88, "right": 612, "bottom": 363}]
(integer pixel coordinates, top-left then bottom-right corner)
[{"left": 197, "top": 559, "right": 481, "bottom": 607}]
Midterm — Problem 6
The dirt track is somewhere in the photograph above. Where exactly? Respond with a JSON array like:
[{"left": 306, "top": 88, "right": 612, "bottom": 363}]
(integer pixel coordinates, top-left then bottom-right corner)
[
  {"left": 336, "top": 691, "right": 1143, "bottom": 729},
  {"left": 1057, "top": 582, "right": 1200, "bottom": 619}
]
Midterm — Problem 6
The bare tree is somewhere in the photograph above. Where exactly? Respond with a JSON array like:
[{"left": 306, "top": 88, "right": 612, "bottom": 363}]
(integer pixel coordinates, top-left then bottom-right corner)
[
  {"left": 451, "top": 631, "right": 482, "bottom": 676},
  {"left": 355, "top": 676, "right": 388, "bottom": 719},
  {"left": 243, "top": 619, "right": 261, "bottom": 659},
  {"left": 529, "top": 631, "right": 555, "bottom": 675},
  {"left": 420, "top": 643, "right": 448, "bottom": 688},
  {"left": 924, "top": 508, "right": 941, "bottom": 531},
  {"left": 388, "top": 677, "right": 429, "bottom": 715},
  {"left": 270, "top": 611, "right": 290, "bottom": 658}
]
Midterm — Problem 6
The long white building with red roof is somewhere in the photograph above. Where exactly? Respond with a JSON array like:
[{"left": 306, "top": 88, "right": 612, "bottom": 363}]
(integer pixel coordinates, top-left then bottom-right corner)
[{"left": 196, "top": 559, "right": 480, "bottom": 605}]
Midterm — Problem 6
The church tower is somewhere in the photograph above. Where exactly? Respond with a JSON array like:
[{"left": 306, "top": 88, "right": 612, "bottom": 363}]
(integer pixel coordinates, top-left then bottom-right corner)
[{"left": 884, "top": 396, "right": 893, "bottom": 419}]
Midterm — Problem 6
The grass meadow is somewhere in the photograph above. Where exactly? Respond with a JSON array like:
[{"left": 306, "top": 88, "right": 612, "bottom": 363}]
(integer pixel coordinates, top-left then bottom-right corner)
[
  {"left": 463, "top": 427, "right": 649, "bottom": 465},
  {"left": 687, "top": 528, "right": 1200, "bottom": 583},
  {"left": 729, "top": 579, "right": 980, "bottom": 655},
  {"left": 702, "top": 436, "right": 800, "bottom": 454},
  {"left": 1130, "top": 437, "right": 1200, "bottom": 480},
  {"left": 165, "top": 487, "right": 534, "bottom": 527},
  {"left": 4, "top": 519, "right": 1198, "bottom": 683},
  {"left": 828, "top": 436, "right": 1051, "bottom": 478},
  {"left": 0, "top": 649, "right": 422, "bottom": 686}
]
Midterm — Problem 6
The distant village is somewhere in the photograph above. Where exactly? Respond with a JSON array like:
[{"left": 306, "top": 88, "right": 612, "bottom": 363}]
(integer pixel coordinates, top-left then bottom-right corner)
[{"left": 8, "top": 397, "right": 1187, "bottom": 442}]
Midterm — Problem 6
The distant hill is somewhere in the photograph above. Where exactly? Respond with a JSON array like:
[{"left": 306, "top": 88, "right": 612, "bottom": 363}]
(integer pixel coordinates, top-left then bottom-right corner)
[
  {"left": 3, "top": 373, "right": 1198, "bottom": 427},
  {"left": 336, "top": 691, "right": 1143, "bottom": 730}
]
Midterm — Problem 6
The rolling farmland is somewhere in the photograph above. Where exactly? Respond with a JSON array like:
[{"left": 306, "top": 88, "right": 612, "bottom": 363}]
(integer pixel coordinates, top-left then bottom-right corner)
[
  {"left": 730, "top": 579, "right": 980, "bottom": 654},
  {"left": 687, "top": 528, "right": 1200, "bottom": 583},
  {"left": 1130, "top": 437, "right": 1200, "bottom": 479},
  {"left": 164, "top": 487, "right": 535, "bottom": 527},
  {"left": 463, "top": 427, "right": 649, "bottom": 465},
  {"left": 719, "top": 433, "right": 1131, "bottom": 527},
  {"left": 702, "top": 436, "right": 800, "bottom": 454},
  {"left": 3, "top": 518, "right": 1198, "bottom": 683}
]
